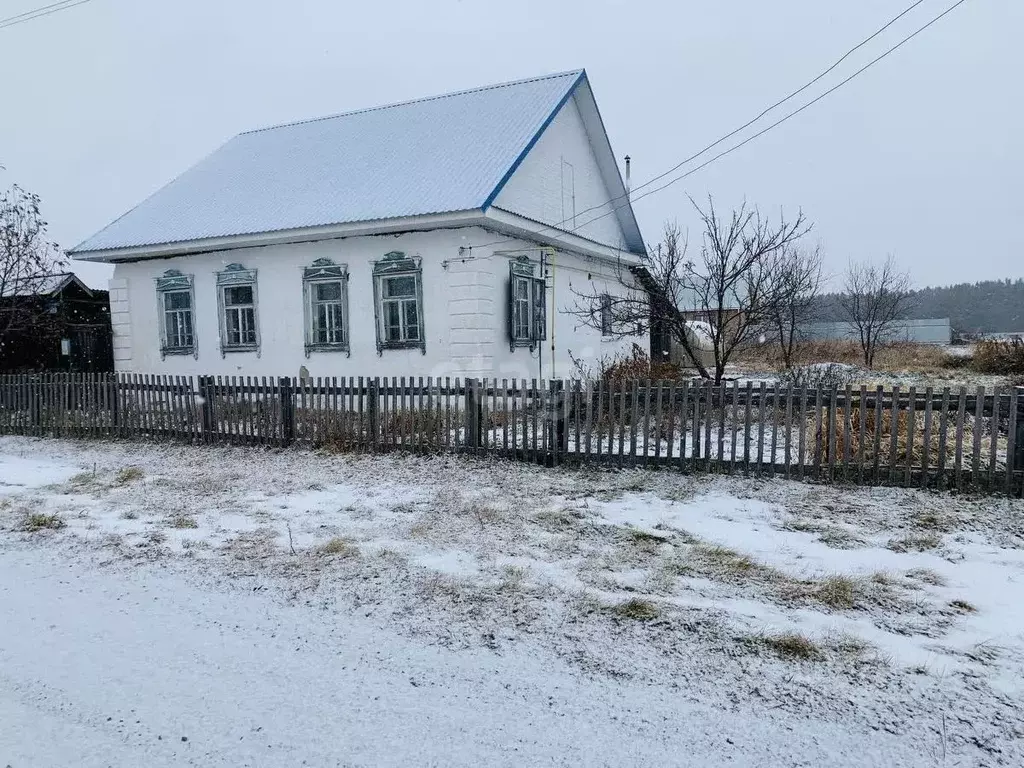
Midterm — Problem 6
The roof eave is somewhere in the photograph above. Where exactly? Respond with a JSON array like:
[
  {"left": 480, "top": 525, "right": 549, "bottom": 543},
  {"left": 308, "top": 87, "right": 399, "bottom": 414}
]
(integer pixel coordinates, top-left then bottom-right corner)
[
  {"left": 69, "top": 209, "right": 488, "bottom": 263},
  {"left": 483, "top": 207, "right": 645, "bottom": 264}
]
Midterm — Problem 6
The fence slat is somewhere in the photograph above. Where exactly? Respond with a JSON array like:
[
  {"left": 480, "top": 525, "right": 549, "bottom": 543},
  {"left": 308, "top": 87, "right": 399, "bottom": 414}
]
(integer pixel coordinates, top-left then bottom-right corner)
[
  {"left": 696, "top": 380, "right": 707, "bottom": 469},
  {"left": 841, "top": 384, "right": 852, "bottom": 483},
  {"left": 954, "top": 388, "right": 967, "bottom": 491},
  {"left": 827, "top": 386, "right": 838, "bottom": 482},
  {"left": 921, "top": 386, "right": 934, "bottom": 489},
  {"left": 730, "top": 381, "right": 741, "bottom": 474},
  {"left": 888, "top": 385, "right": 901, "bottom": 485},
  {"left": 971, "top": 385, "right": 985, "bottom": 488},
  {"left": 1007, "top": 387, "right": 1019, "bottom": 495},
  {"left": 653, "top": 380, "right": 663, "bottom": 463},
  {"left": 937, "top": 388, "right": 950, "bottom": 490},
  {"left": 988, "top": 385, "right": 1000, "bottom": 490},
  {"left": 744, "top": 381, "right": 753, "bottom": 475},
  {"left": 857, "top": 384, "right": 867, "bottom": 485},
  {"left": 812, "top": 386, "right": 823, "bottom": 479},
  {"left": 904, "top": 386, "right": 916, "bottom": 488}
]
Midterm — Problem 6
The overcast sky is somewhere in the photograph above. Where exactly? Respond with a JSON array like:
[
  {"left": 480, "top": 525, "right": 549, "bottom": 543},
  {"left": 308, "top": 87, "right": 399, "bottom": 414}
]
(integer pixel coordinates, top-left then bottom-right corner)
[{"left": 1, "top": 0, "right": 1020, "bottom": 290}]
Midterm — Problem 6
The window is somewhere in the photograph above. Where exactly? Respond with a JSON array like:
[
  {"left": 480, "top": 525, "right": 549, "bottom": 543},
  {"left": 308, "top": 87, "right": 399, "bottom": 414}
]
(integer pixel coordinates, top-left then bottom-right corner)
[
  {"left": 216, "top": 264, "right": 259, "bottom": 355},
  {"left": 600, "top": 294, "right": 613, "bottom": 336},
  {"left": 508, "top": 256, "right": 546, "bottom": 350},
  {"left": 155, "top": 269, "right": 196, "bottom": 357},
  {"left": 303, "top": 258, "right": 349, "bottom": 356},
  {"left": 373, "top": 252, "right": 425, "bottom": 354}
]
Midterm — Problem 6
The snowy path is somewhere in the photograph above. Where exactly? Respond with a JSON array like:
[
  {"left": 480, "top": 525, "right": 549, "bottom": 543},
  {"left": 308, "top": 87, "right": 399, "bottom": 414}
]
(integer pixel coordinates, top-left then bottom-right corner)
[{"left": 1, "top": 544, "right": 926, "bottom": 768}]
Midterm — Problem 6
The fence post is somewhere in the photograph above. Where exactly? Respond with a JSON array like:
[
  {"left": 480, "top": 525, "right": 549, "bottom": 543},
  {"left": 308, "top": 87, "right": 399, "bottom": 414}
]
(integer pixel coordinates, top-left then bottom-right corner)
[
  {"left": 279, "top": 376, "right": 294, "bottom": 447},
  {"left": 197, "top": 375, "right": 214, "bottom": 439},
  {"left": 1015, "top": 387, "right": 1024, "bottom": 473},
  {"left": 465, "top": 378, "right": 479, "bottom": 449},
  {"left": 29, "top": 374, "right": 42, "bottom": 433},
  {"left": 368, "top": 377, "right": 380, "bottom": 450}
]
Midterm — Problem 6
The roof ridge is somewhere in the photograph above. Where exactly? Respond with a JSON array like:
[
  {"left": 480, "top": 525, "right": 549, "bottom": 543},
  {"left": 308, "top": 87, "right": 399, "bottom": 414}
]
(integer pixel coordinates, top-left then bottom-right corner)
[{"left": 240, "top": 69, "right": 585, "bottom": 136}]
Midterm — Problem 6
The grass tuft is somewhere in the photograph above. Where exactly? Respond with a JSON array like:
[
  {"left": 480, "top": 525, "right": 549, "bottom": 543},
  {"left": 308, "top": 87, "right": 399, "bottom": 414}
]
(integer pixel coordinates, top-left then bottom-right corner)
[
  {"left": 814, "top": 575, "right": 857, "bottom": 609},
  {"left": 114, "top": 466, "right": 144, "bottom": 485},
  {"left": 168, "top": 514, "right": 199, "bottom": 529},
  {"left": 316, "top": 536, "right": 358, "bottom": 557},
  {"left": 627, "top": 528, "right": 669, "bottom": 545},
  {"left": 887, "top": 533, "right": 942, "bottom": 552},
  {"left": 905, "top": 567, "right": 946, "bottom": 586},
  {"left": 611, "top": 597, "right": 660, "bottom": 621},
  {"left": 758, "top": 631, "right": 822, "bottom": 660},
  {"left": 21, "top": 512, "right": 66, "bottom": 532},
  {"left": 949, "top": 599, "right": 977, "bottom": 613}
]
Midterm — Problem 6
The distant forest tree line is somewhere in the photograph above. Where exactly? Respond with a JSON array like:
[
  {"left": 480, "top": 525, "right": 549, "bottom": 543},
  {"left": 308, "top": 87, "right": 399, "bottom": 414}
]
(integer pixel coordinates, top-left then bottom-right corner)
[{"left": 815, "top": 278, "right": 1024, "bottom": 335}]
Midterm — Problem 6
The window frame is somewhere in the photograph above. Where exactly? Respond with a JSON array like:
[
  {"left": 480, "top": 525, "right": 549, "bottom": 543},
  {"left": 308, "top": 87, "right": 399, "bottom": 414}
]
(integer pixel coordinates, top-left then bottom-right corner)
[
  {"left": 155, "top": 269, "right": 196, "bottom": 359},
  {"left": 216, "top": 263, "right": 260, "bottom": 356},
  {"left": 302, "top": 258, "right": 350, "bottom": 357},
  {"left": 372, "top": 251, "right": 425, "bottom": 355},
  {"left": 508, "top": 256, "right": 546, "bottom": 351}
]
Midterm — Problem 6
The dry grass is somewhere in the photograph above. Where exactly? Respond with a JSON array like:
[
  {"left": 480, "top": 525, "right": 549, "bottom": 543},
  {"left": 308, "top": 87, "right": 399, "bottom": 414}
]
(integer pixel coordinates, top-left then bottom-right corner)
[
  {"left": 626, "top": 528, "right": 670, "bottom": 545},
  {"left": 691, "top": 544, "right": 763, "bottom": 576},
  {"left": 813, "top": 575, "right": 857, "bottom": 609},
  {"left": 736, "top": 340, "right": 953, "bottom": 373},
  {"left": 316, "top": 536, "right": 359, "bottom": 557},
  {"left": 887, "top": 532, "right": 942, "bottom": 552},
  {"left": 972, "top": 338, "right": 1024, "bottom": 374},
  {"left": 611, "top": 597, "right": 660, "bottom": 621},
  {"left": 21, "top": 512, "right": 66, "bottom": 531},
  {"left": 114, "top": 466, "right": 144, "bottom": 485},
  {"left": 168, "top": 514, "right": 199, "bottom": 529},
  {"left": 120, "top": 510, "right": 139, "bottom": 520},
  {"left": 905, "top": 567, "right": 946, "bottom": 586},
  {"left": 950, "top": 599, "right": 977, "bottom": 613},
  {"left": 749, "top": 631, "right": 822, "bottom": 660}
]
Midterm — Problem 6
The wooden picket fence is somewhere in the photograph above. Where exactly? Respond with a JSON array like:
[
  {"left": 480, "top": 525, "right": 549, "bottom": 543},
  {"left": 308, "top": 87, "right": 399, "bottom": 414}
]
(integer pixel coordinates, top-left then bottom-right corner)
[{"left": 1, "top": 373, "right": 1022, "bottom": 496}]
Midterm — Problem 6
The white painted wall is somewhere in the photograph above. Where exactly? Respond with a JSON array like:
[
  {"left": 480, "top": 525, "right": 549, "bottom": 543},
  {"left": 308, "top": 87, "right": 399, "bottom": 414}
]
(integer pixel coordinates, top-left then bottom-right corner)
[
  {"left": 111, "top": 226, "right": 640, "bottom": 380},
  {"left": 492, "top": 94, "right": 625, "bottom": 250}
]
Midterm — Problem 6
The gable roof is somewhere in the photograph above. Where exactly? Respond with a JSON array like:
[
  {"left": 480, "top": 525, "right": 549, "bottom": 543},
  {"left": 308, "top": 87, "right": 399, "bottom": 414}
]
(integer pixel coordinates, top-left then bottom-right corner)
[
  {"left": 1, "top": 272, "right": 93, "bottom": 298},
  {"left": 70, "top": 70, "right": 644, "bottom": 258}
]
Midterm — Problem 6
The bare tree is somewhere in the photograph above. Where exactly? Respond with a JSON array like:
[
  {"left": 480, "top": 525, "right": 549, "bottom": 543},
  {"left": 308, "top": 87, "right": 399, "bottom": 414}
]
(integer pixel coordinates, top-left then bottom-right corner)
[
  {"left": 766, "top": 245, "right": 823, "bottom": 369},
  {"left": 569, "top": 198, "right": 810, "bottom": 383},
  {"left": 837, "top": 256, "right": 913, "bottom": 368},
  {"left": 0, "top": 183, "right": 66, "bottom": 354}
]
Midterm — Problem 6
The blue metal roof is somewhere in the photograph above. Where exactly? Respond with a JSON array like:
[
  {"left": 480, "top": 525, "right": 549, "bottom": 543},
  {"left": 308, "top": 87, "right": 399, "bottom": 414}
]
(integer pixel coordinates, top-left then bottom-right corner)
[{"left": 72, "top": 71, "right": 590, "bottom": 253}]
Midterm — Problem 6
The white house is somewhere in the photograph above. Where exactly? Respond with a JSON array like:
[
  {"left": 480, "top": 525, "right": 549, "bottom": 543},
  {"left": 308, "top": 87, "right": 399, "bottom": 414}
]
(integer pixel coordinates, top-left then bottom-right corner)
[{"left": 70, "top": 69, "right": 647, "bottom": 381}]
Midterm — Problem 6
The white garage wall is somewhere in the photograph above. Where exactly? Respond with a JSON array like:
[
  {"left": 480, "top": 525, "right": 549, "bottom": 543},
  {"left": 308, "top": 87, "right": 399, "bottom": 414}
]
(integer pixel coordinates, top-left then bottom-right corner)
[{"left": 110, "top": 226, "right": 641, "bottom": 381}]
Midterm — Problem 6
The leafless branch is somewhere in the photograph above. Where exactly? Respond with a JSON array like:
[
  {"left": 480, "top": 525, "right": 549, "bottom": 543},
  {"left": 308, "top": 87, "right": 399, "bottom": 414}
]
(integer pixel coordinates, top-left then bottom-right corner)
[
  {"left": 566, "top": 197, "right": 811, "bottom": 382},
  {"left": 837, "top": 256, "right": 914, "bottom": 368}
]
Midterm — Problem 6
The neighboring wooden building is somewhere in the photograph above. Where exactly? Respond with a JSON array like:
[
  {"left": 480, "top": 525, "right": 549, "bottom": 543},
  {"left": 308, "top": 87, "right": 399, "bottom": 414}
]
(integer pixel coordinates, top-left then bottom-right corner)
[{"left": 0, "top": 273, "right": 113, "bottom": 372}]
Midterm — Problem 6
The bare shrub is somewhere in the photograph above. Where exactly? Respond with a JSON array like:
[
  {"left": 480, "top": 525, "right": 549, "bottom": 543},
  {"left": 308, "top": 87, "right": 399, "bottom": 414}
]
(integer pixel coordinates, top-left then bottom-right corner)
[
  {"left": 21, "top": 512, "right": 65, "bottom": 531},
  {"left": 971, "top": 338, "right": 1024, "bottom": 375}
]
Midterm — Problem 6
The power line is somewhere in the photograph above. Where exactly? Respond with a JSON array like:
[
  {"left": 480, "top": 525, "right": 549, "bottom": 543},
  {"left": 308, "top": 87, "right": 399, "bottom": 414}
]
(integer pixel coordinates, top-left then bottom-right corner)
[
  {"left": 565, "top": 0, "right": 970, "bottom": 238},
  {"left": 0, "top": 0, "right": 93, "bottom": 29},
  {"left": 470, "top": 0, "right": 965, "bottom": 252}
]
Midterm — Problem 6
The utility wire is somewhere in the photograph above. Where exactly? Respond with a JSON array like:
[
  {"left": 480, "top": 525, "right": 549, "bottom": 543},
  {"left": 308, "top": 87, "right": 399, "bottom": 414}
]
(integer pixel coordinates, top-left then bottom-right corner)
[
  {"left": 470, "top": 0, "right": 966, "bottom": 252},
  {"left": 0, "top": 0, "right": 93, "bottom": 29},
  {"left": 563, "top": 0, "right": 969, "bottom": 238}
]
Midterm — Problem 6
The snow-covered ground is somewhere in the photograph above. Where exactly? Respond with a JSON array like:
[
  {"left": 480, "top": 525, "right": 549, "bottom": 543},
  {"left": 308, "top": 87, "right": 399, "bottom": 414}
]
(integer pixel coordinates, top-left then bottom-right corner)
[{"left": 2, "top": 436, "right": 1023, "bottom": 765}]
